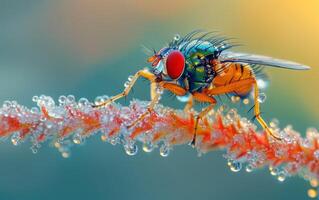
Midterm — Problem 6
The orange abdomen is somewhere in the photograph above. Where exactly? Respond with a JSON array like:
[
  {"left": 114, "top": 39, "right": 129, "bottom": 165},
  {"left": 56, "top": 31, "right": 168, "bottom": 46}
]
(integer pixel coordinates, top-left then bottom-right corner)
[{"left": 213, "top": 63, "right": 254, "bottom": 96}]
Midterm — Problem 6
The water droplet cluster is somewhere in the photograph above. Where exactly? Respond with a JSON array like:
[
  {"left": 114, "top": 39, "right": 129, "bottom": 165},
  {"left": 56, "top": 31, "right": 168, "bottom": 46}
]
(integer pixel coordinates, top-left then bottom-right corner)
[{"left": 0, "top": 94, "right": 318, "bottom": 196}]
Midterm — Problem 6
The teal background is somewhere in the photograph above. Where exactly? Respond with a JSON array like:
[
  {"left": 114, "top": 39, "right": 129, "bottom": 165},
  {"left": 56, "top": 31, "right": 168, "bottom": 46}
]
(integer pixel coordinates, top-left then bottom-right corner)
[{"left": 0, "top": 1, "right": 318, "bottom": 199}]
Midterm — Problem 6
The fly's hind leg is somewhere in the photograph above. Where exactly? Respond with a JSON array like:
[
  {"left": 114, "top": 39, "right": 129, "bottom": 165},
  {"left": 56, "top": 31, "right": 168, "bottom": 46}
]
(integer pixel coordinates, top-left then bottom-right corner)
[
  {"left": 191, "top": 92, "right": 217, "bottom": 147},
  {"left": 93, "top": 69, "right": 156, "bottom": 108},
  {"left": 252, "top": 81, "right": 282, "bottom": 140}
]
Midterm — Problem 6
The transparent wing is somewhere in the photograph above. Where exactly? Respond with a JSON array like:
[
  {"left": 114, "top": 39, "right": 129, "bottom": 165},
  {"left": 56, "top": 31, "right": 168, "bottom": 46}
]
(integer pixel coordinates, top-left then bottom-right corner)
[{"left": 219, "top": 51, "right": 310, "bottom": 70}]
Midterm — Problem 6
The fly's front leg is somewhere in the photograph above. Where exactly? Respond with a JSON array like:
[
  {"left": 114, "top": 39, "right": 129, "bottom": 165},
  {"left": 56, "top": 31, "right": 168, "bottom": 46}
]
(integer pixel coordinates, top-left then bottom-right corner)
[
  {"left": 127, "top": 82, "right": 187, "bottom": 129},
  {"left": 127, "top": 83, "right": 162, "bottom": 129},
  {"left": 93, "top": 69, "right": 156, "bottom": 108}
]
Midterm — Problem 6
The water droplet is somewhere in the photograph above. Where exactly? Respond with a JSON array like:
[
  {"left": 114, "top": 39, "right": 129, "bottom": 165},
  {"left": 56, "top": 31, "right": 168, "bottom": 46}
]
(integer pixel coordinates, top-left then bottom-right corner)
[
  {"left": 73, "top": 133, "right": 83, "bottom": 144},
  {"left": 270, "top": 118, "right": 279, "bottom": 128},
  {"left": 308, "top": 188, "right": 318, "bottom": 198},
  {"left": 245, "top": 164, "right": 253, "bottom": 173},
  {"left": 101, "top": 134, "right": 107, "bottom": 142},
  {"left": 156, "top": 87, "right": 163, "bottom": 95},
  {"left": 30, "top": 107, "right": 39, "bottom": 114},
  {"left": 243, "top": 98, "right": 250, "bottom": 105},
  {"left": 301, "top": 138, "right": 311, "bottom": 148},
  {"left": 30, "top": 144, "right": 40, "bottom": 154},
  {"left": 229, "top": 160, "right": 242, "bottom": 172},
  {"left": 32, "top": 96, "right": 39, "bottom": 102},
  {"left": 124, "top": 81, "right": 130, "bottom": 88},
  {"left": 54, "top": 142, "right": 61, "bottom": 148},
  {"left": 257, "top": 93, "right": 267, "bottom": 103},
  {"left": 143, "top": 142, "right": 154, "bottom": 153},
  {"left": 62, "top": 151, "right": 71, "bottom": 158},
  {"left": 110, "top": 137, "right": 118, "bottom": 145},
  {"left": 159, "top": 145, "right": 170, "bottom": 157},
  {"left": 58, "top": 96, "right": 67, "bottom": 104},
  {"left": 3, "top": 100, "right": 11, "bottom": 108},
  {"left": 124, "top": 144, "right": 138, "bottom": 156},
  {"left": 226, "top": 109, "right": 237, "bottom": 120},
  {"left": 67, "top": 95, "right": 75, "bottom": 103},
  {"left": 257, "top": 78, "right": 268, "bottom": 89},
  {"left": 277, "top": 171, "right": 286, "bottom": 182},
  {"left": 78, "top": 98, "right": 89, "bottom": 107},
  {"left": 310, "top": 179, "right": 319, "bottom": 187},
  {"left": 231, "top": 96, "right": 240, "bottom": 103},
  {"left": 269, "top": 166, "right": 278, "bottom": 176},
  {"left": 307, "top": 128, "right": 318, "bottom": 138},
  {"left": 11, "top": 132, "right": 21, "bottom": 146},
  {"left": 94, "top": 96, "right": 104, "bottom": 105},
  {"left": 128, "top": 75, "right": 134, "bottom": 81},
  {"left": 174, "top": 34, "right": 180, "bottom": 41},
  {"left": 40, "top": 116, "right": 46, "bottom": 122},
  {"left": 314, "top": 150, "right": 319, "bottom": 160}
]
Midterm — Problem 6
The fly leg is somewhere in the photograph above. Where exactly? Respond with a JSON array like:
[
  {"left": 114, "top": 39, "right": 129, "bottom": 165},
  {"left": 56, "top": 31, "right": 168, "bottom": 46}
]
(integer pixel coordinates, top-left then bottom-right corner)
[
  {"left": 127, "top": 82, "right": 187, "bottom": 128},
  {"left": 252, "top": 81, "right": 282, "bottom": 140},
  {"left": 183, "top": 95, "right": 194, "bottom": 112},
  {"left": 93, "top": 69, "right": 156, "bottom": 108},
  {"left": 126, "top": 85, "right": 161, "bottom": 129},
  {"left": 190, "top": 92, "right": 216, "bottom": 147},
  {"left": 204, "top": 78, "right": 281, "bottom": 140}
]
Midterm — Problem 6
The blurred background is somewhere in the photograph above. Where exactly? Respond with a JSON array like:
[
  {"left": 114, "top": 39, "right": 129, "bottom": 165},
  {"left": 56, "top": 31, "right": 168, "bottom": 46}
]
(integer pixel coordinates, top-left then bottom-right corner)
[{"left": 0, "top": 0, "right": 318, "bottom": 199}]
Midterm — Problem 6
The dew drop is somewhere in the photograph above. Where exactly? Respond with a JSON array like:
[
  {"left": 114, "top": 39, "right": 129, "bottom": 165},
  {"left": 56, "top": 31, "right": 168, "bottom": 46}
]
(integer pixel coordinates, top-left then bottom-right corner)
[
  {"left": 67, "top": 95, "right": 75, "bottom": 103},
  {"left": 142, "top": 142, "right": 154, "bottom": 153},
  {"left": 128, "top": 75, "right": 134, "bottom": 81},
  {"left": 314, "top": 150, "right": 319, "bottom": 160},
  {"left": 124, "top": 81, "right": 130, "bottom": 88},
  {"left": 310, "top": 179, "right": 319, "bottom": 187},
  {"left": 229, "top": 160, "right": 242, "bottom": 172},
  {"left": 3, "top": 100, "right": 11, "bottom": 108},
  {"left": 308, "top": 188, "right": 318, "bottom": 198},
  {"left": 62, "top": 151, "right": 71, "bottom": 158},
  {"left": 30, "top": 107, "right": 39, "bottom": 114},
  {"left": 58, "top": 96, "right": 67, "bottom": 104},
  {"left": 277, "top": 172, "right": 286, "bottom": 182},
  {"left": 226, "top": 109, "right": 237, "bottom": 120},
  {"left": 306, "top": 128, "right": 318, "bottom": 138},
  {"left": 124, "top": 144, "right": 138, "bottom": 156},
  {"left": 101, "top": 134, "right": 107, "bottom": 142},
  {"left": 243, "top": 98, "right": 250, "bottom": 105},
  {"left": 231, "top": 96, "right": 240, "bottom": 103},
  {"left": 78, "top": 98, "right": 89, "bottom": 107},
  {"left": 94, "top": 96, "right": 104, "bottom": 105},
  {"left": 269, "top": 166, "right": 278, "bottom": 176},
  {"left": 30, "top": 144, "right": 40, "bottom": 154},
  {"left": 32, "top": 96, "right": 39, "bottom": 102},
  {"left": 54, "top": 142, "right": 61, "bottom": 148},
  {"left": 270, "top": 118, "right": 279, "bottom": 128},
  {"left": 245, "top": 164, "right": 253, "bottom": 173},
  {"left": 174, "top": 34, "right": 180, "bottom": 41},
  {"left": 257, "top": 93, "right": 267, "bottom": 103},
  {"left": 156, "top": 87, "right": 163, "bottom": 95},
  {"left": 110, "top": 137, "right": 118, "bottom": 146},
  {"left": 72, "top": 133, "right": 83, "bottom": 145},
  {"left": 159, "top": 145, "right": 170, "bottom": 157},
  {"left": 11, "top": 132, "right": 21, "bottom": 146}
]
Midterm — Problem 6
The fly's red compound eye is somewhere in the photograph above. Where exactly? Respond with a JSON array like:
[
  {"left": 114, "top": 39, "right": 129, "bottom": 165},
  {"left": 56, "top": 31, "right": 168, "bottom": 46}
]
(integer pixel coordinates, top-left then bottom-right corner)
[{"left": 165, "top": 50, "right": 185, "bottom": 79}]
